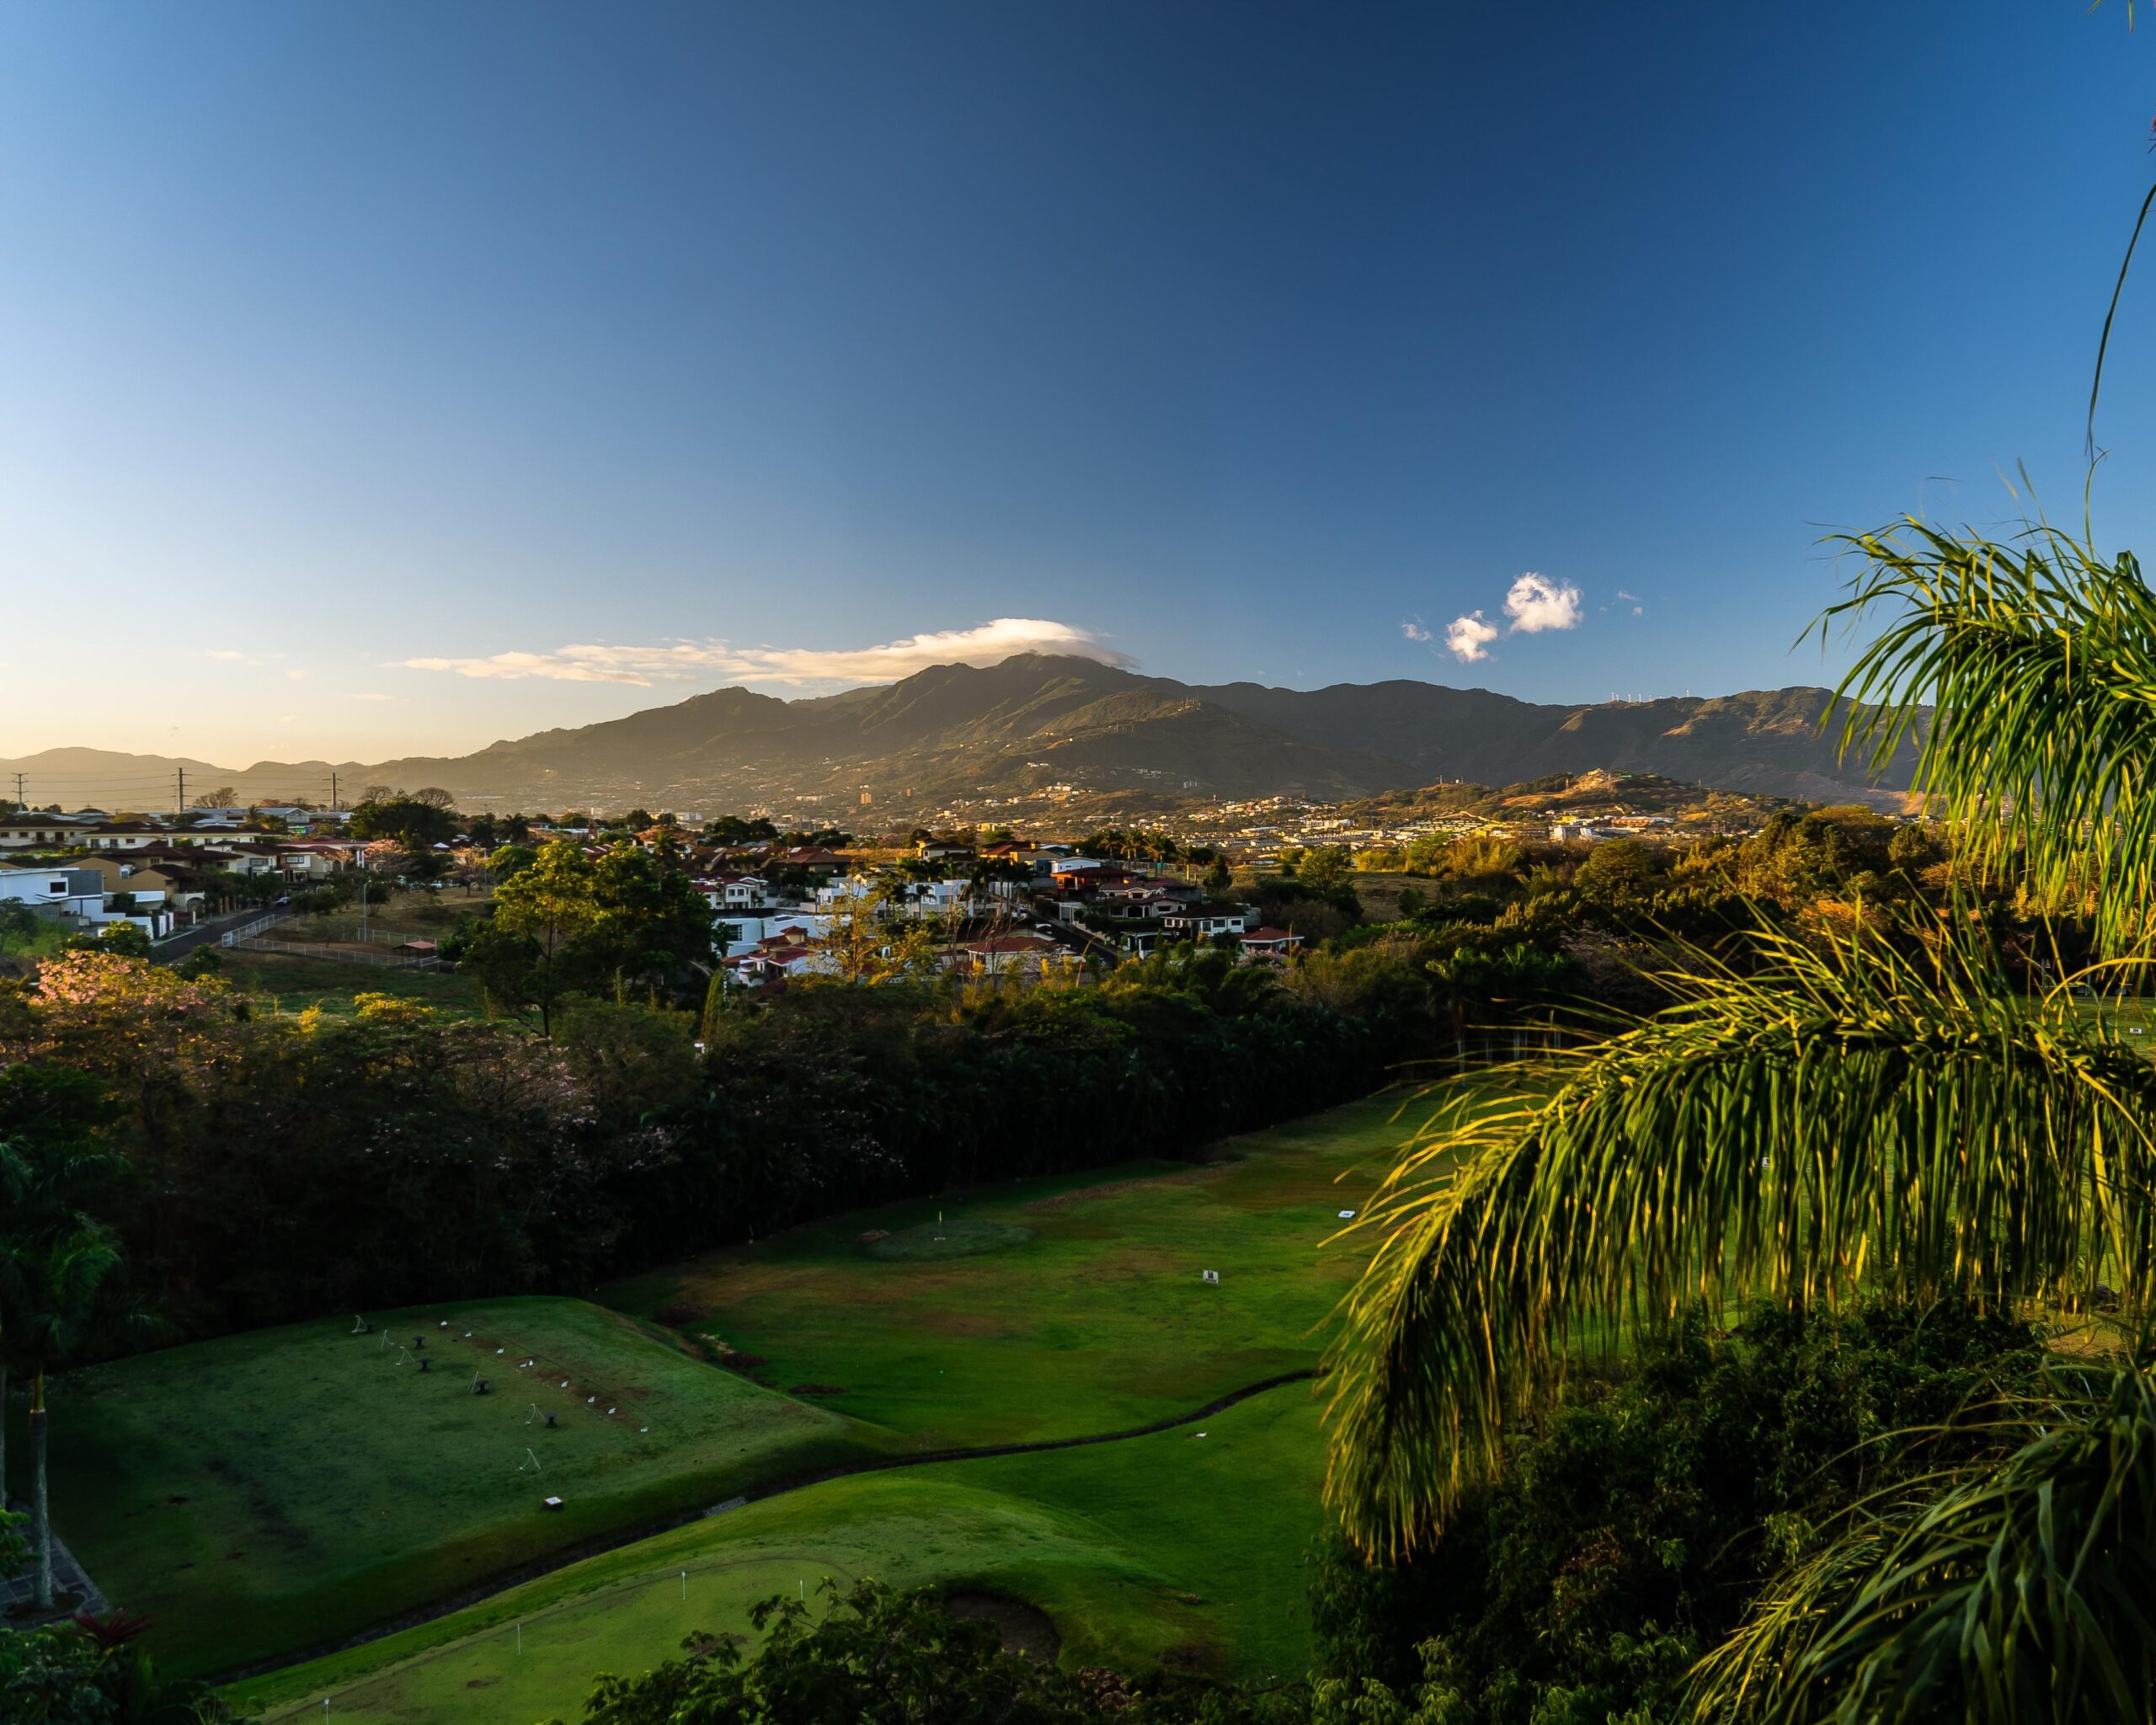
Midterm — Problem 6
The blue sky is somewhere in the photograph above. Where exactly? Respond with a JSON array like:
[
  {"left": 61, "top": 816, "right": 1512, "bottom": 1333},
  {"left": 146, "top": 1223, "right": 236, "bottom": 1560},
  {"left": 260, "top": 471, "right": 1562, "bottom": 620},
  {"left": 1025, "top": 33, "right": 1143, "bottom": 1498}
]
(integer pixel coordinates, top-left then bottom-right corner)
[{"left": 3, "top": 2, "right": 2153, "bottom": 766}]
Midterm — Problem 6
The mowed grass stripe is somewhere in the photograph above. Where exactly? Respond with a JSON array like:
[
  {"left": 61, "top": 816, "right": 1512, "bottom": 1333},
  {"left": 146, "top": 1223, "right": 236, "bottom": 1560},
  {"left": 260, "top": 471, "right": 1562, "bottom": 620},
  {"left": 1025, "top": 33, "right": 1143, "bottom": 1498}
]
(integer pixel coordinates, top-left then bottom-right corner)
[{"left": 603, "top": 1091, "right": 1442, "bottom": 1448}]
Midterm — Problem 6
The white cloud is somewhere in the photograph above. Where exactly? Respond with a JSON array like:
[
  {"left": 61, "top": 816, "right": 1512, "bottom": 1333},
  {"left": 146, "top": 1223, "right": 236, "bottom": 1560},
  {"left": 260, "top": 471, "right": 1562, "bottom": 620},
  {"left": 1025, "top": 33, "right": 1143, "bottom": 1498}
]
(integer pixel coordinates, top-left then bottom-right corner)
[
  {"left": 1400, "top": 618, "right": 1431, "bottom": 643},
  {"left": 395, "top": 618, "right": 1134, "bottom": 689},
  {"left": 1632, "top": 605, "right": 1643, "bottom": 616},
  {"left": 1445, "top": 612, "right": 1499, "bottom": 663},
  {"left": 286, "top": 668, "right": 308, "bottom": 681},
  {"left": 205, "top": 649, "right": 264, "bottom": 666},
  {"left": 1615, "top": 590, "right": 1641, "bottom": 602},
  {"left": 1502, "top": 572, "right": 1583, "bottom": 635}
]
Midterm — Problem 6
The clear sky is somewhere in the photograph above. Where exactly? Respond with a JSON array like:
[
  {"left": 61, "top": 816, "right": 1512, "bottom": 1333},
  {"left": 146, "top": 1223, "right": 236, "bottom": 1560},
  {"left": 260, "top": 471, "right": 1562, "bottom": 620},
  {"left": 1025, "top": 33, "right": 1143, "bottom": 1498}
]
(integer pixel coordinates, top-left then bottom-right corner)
[{"left": 3, "top": 2, "right": 2153, "bottom": 768}]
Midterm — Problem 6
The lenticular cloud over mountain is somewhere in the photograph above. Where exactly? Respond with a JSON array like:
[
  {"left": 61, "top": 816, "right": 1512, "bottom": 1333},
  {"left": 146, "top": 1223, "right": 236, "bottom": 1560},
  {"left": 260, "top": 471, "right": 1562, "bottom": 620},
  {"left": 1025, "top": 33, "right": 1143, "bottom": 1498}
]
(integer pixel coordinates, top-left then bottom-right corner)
[{"left": 397, "top": 617, "right": 1134, "bottom": 688}]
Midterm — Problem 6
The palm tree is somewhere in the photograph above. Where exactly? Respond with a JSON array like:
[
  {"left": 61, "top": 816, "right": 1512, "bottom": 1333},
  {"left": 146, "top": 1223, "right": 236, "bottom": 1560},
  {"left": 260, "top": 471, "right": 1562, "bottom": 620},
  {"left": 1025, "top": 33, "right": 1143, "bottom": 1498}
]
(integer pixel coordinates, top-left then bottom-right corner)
[
  {"left": 4, "top": 1224, "right": 125, "bottom": 1610},
  {"left": 1324, "top": 517, "right": 2156, "bottom": 1715},
  {"left": 0, "top": 1125, "right": 127, "bottom": 1522}
]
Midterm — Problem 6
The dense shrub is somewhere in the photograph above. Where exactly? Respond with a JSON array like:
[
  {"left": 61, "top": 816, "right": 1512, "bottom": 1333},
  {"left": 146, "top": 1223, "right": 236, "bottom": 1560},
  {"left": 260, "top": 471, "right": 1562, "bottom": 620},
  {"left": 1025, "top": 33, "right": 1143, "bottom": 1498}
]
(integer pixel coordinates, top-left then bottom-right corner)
[{"left": 1302, "top": 1300, "right": 2043, "bottom": 1725}]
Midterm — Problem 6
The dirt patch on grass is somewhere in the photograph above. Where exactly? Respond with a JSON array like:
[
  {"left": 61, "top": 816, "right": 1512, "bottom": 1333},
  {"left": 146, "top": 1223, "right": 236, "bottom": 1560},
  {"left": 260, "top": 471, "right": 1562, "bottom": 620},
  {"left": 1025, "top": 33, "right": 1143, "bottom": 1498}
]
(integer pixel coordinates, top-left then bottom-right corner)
[
  {"left": 945, "top": 1590, "right": 1059, "bottom": 1664},
  {"left": 1024, "top": 1166, "right": 1225, "bottom": 1212},
  {"left": 912, "top": 1309, "right": 1011, "bottom": 1339}
]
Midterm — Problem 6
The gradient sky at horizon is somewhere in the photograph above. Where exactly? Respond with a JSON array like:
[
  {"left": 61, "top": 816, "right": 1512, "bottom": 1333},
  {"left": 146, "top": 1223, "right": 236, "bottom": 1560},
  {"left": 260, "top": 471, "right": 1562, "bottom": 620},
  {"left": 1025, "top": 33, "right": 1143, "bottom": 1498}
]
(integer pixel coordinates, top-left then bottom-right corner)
[{"left": 3, "top": 2, "right": 2155, "bottom": 770}]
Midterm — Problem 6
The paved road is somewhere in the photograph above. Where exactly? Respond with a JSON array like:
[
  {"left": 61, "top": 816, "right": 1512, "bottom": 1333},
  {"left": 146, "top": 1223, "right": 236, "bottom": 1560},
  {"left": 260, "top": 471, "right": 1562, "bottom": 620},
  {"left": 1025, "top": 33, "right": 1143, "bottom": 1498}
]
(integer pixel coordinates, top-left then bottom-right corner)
[{"left": 155, "top": 906, "right": 286, "bottom": 963}]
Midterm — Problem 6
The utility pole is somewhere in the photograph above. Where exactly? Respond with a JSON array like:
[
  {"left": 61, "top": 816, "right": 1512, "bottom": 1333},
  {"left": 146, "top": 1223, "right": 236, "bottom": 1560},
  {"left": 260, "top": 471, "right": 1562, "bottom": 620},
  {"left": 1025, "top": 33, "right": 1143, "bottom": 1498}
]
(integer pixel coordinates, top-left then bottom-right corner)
[
  {"left": 10, "top": 772, "right": 23, "bottom": 806},
  {"left": 330, "top": 772, "right": 339, "bottom": 812},
  {"left": 177, "top": 767, "right": 186, "bottom": 817}
]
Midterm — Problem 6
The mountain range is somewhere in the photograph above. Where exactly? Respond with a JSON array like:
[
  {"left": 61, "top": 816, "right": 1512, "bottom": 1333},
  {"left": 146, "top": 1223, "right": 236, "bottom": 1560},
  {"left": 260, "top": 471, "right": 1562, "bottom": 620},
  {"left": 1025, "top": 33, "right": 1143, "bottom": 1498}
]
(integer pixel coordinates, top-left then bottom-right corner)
[{"left": 2, "top": 654, "right": 1922, "bottom": 818}]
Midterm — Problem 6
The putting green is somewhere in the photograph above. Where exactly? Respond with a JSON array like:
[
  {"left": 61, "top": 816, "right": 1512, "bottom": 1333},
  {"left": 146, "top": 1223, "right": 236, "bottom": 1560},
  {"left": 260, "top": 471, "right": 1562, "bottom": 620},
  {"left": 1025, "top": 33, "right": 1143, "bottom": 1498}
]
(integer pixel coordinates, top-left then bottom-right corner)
[
  {"left": 231, "top": 1378, "right": 1326, "bottom": 1724},
  {"left": 866, "top": 1219, "right": 1036, "bottom": 1261},
  {"left": 607, "top": 1089, "right": 1449, "bottom": 1448},
  {"left": 37, "top": 1297, "right": 868, "bottom": 1677}
]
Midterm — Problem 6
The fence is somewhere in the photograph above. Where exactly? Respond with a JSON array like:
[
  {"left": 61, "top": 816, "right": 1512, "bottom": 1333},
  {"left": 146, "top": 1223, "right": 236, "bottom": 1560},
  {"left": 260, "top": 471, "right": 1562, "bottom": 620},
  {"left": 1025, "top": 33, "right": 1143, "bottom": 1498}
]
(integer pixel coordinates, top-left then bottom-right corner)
[{"left": 219, "top": 911, "right": 290, "bottom": 946}]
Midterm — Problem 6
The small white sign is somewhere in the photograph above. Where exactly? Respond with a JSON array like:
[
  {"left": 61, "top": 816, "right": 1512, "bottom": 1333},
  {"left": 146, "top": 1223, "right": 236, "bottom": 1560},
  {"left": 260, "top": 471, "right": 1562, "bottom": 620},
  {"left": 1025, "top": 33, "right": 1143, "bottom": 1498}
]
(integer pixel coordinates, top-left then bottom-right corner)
[
  {"left": 1202, "top": 1269, "right": 1219, "bottom": 1284},
  {"left": 1337, "top": 1209, "right": 1357, "bottom": 1220}
]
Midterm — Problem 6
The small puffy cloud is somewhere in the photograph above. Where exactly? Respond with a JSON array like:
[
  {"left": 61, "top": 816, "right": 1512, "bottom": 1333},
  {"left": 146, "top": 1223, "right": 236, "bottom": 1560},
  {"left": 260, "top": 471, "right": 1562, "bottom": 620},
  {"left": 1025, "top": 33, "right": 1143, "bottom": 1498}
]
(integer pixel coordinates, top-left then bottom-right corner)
[
  {"left": 395, "top": 617, "right": 1133, "bottom": 689},
  {"left": 1615, "top": 590, "right": 1641, "bottom": 602},
  {"left": 1401, "top": 618, "right": 1431, "bottom": 643},
  {"left": 1632, "top": 605, "right": 1643, "bottom": 616},
  {"left": 1445, "top": 611, "right": 1499, "bottom": 663},
  {"left": 1502, "top": 572, "right": 1582, "bottom": 635}
]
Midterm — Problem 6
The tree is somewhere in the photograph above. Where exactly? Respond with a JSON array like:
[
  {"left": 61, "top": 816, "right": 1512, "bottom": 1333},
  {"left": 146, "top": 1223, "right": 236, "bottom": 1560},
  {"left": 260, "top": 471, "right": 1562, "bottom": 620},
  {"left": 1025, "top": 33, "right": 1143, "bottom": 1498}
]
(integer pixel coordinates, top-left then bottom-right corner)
[
  {"left": 0, "top": 903, "right": 40, "bottom": 956},
  {"left": 408, "top": 787, "right": 456, "bottom": 809},
  {"left": 190, "top": 787, "right": 238, "bottom": 809},
  {"left": 485, "top": 841, "right": 602, "bottom": 1034},
  {"left": 488, "top": 842, "right": 540, "bottom": 884},
  {"left": 563, "top": 1578, "right": 1101, "bottom": 1725},
  {"left": 1570, "top": 836, "right": 1653, "bottom": 904},
  {"left": 63, "top": 921, "right": 151, "bottom": 960},
  {"left": 347, "top": 796, "right": 456, "bottom": 853},
  {"left": 1326, "top": 514, "right": 2156, "bottom": 1715},
  {"left": 3, "top": 1226, "right": 128, "bottom": 1608}
]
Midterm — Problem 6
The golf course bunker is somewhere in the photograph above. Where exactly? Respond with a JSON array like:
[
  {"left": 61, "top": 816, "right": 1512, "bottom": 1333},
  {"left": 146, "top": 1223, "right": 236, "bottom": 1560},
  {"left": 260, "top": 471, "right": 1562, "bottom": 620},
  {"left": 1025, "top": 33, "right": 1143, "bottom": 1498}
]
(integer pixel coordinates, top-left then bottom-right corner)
[
  {"left": 866, "top": 1220, "right": 1034, "bottom": 1262},
  {"left": 945, "top": 1589, "right": 1060, "bottom": 1663}
]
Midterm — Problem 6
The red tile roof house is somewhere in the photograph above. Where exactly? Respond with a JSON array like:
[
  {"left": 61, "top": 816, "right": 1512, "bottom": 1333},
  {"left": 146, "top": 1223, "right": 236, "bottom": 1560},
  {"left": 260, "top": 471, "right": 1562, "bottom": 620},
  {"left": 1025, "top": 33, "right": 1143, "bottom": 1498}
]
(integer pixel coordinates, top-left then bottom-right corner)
[{"left": 1238, "top": 927, "right": 1305, "bottom": 958}]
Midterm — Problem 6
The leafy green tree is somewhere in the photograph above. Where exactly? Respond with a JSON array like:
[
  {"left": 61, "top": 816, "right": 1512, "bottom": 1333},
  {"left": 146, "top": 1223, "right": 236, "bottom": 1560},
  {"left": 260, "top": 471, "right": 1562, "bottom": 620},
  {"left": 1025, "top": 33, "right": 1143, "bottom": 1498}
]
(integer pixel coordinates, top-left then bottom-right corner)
[
  {"left": 473, "top": 841, "right": 601, "bottom": 1035},
  {"left": 347, "top": 796, "right": 457, "bottom": 853},
  {"left": 1570, "top": 836, "right": 1653, "bottom": 905},
  {"left": 562, "top": 1578, "right": 1102, "bottom": 1725},
  {"left": 62, "top": 921, "right": 151, "bottom": 960},
  {"left": 488, "top": 842, "right": 540, "bottom": 884},
  {"left": 0, "top": 903, "right": 40, "bottom": 956}
]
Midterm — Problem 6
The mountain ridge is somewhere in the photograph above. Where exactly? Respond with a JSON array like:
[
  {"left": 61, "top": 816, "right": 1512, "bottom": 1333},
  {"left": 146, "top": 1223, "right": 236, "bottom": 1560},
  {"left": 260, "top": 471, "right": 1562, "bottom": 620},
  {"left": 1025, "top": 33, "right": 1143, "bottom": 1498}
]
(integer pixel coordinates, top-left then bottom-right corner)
[{"left": 1, "top": 654, "right": 1923, "bottom": 815}]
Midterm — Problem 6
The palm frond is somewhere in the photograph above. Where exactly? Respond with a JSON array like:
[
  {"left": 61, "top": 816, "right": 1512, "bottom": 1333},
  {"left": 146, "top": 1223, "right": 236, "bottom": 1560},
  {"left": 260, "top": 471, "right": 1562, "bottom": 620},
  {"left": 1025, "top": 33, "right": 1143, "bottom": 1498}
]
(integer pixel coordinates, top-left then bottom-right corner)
[
  {"left": 1691, "top": 1365, "right": 2156, "bottom": 1725},
  {"left": 1322, "top": 925, "right": 2156, "bottom": 1558},
  {"left": 1823, "top": 519, "right": 2156, "bottom": 949}
]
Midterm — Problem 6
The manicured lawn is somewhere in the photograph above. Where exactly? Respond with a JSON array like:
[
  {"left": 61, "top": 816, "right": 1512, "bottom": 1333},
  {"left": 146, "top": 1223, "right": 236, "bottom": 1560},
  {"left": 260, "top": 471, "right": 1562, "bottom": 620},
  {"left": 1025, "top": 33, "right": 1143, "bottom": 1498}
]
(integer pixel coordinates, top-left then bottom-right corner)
[
  {"left": 45, "top": 1083, "right": 1466, "bottom": 1700},
  {"left": 232, "top": 1377, "right": 1326, "bottom": 1723},
  {"left": 604, "top": 1089, "right": 1449, "bottom": 1448},
  {"left": 34, "top": 1298, "right": 867, "bottom": 1677}
]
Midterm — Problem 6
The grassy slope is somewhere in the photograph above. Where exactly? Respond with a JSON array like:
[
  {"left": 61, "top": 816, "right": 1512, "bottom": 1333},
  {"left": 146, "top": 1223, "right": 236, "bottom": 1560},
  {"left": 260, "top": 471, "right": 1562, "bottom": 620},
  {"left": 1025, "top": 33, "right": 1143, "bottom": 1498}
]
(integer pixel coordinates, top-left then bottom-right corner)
[
  {"left": 233, "top": 1380, "right": 1325, "bottom": 1723},
  {"left": 604, "top": 1091, "right": 1433, "bottom": 1447},
  {"left": 40, "top": 1298, "right": 867, "bottom": 1676},
  {"left": 41, "top": 1087, "right": 1450, "bottom": 1705}
]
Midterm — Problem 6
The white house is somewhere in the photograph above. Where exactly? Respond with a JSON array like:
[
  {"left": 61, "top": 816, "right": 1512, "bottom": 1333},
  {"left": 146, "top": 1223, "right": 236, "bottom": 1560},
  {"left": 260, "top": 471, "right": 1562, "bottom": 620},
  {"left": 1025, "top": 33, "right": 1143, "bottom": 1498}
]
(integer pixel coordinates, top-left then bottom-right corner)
[
  {"left": 1160, "top": 903, "right": 1256, "bottom": 939},
  {"left": 0, "top": 868, "right": 106, "bottom": 917},
  {"left": 696, "top": 873, "right": 770, "bottom": 911}
]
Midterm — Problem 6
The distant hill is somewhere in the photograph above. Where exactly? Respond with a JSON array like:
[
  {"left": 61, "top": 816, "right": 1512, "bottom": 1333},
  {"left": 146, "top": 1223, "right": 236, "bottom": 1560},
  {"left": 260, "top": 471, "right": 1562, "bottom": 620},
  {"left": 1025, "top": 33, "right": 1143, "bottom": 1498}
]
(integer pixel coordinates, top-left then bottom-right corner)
[{"left": 0, "top": 655, "right": 1923, "bottom": 815}]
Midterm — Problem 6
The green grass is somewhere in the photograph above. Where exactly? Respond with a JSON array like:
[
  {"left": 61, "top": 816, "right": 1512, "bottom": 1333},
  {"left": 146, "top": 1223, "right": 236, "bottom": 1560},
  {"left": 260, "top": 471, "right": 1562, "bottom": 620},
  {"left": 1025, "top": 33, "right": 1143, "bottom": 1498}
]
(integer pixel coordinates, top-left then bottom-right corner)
[
  {"left": 44, "top": 1085, "right": 1461, "bottom": 1702},
  {"left": 605, "top": 1090, "right": 1444, "bottom": 1449},
  {"left": 219, "top": 950, "right": 486, "bottom": 1017},
  {"left": 230, "top": 1378, "right": 1326, "bottom": 1724},
  {"left": 33, "top": 1298, "right": 868, "bottom": 1677},
  {"left": 865, "top": 1220, "right": 1036, "bottom": 1261}
]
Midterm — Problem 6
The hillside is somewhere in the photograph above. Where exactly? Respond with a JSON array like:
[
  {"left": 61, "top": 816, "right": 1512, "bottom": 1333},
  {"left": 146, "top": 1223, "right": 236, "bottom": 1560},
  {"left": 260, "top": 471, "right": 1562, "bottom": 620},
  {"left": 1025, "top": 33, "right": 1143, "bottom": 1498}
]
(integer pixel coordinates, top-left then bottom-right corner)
[{"left": 1, "top": 655, "right": 1923, "bottom": 815}]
